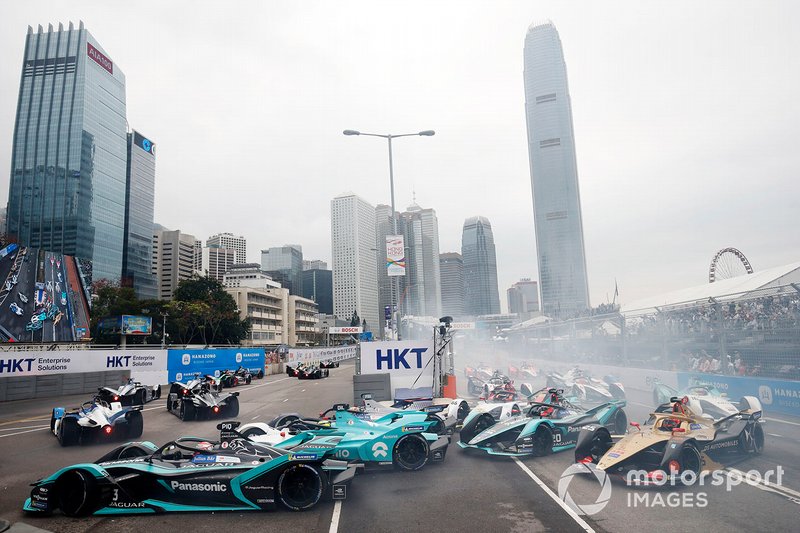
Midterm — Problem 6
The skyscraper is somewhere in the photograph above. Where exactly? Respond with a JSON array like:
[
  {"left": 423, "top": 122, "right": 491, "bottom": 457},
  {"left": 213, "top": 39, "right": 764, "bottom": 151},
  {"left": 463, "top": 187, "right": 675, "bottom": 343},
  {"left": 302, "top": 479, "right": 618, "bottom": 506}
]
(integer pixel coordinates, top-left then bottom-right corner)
[
  {"left": 331, "top": 193, "right": 378, "bottom": 332},
  {"left": 400, "top": 202, "right": 442, "bottom": 318},
  {"left": 461, "top": 216, "right": 500, "bottom": 316},
  {"left": 524, "top": 21, "right": 590, "bottom": 318},
  {"left": 6, "top": 22, "right": 127, "bottom": 281},
  {"left": 375, "top": 204, "right": 402, "bottom": 338},
  {"left": 261, "top": 245, "right": 303, "bottom": 296},
  {"left": 439, "top": 252, "right": 465, "bottom": 318},
  {"left": 152, "top": 227, "right": 197, "bottom": 300},
  {"left": 206, "top": 233, "right": 246, "bottom": 264},
  {"left": 302, "top": 268, "right": 333, "bottom": 315},
  {"left": 123, "top": 130, "right": 157, "bottom": 300},
  {"left": 200, "top": 246, "right": 236, "bottom": 282},
  {"left": 507, "top": 278, "right": 540, "bottom": 317}
]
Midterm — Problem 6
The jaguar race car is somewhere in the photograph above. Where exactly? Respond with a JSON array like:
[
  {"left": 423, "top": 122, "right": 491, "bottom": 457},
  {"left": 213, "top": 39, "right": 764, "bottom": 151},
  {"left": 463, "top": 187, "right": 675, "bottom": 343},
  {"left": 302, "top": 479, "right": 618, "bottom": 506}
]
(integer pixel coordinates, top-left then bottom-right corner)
[
  {"left": 50, "top": 397, "right": 143, "bottom": 447},
  {"left": 167, "top": 376, "right": 240, "bottom": 420},
  {"left": 97, "top": 378, "right": 161, "bottom": 406},
  {"left": 574, "top": 395, "right": 764, "bottom": 483},
  {"left": 24, "top": 421, "right": 358, "bottom": 516},
  {"left": 652, "top": 382, "right": 745, "bottom": 420},
  {"left": 239, "top": 404, "right": 450, "bottom": 471},
  {"left": 296, "top": 364, "right": 329, "bottom": 380},
  {"left": 459, "top": 389, "right": 627, "bottom": 457}
]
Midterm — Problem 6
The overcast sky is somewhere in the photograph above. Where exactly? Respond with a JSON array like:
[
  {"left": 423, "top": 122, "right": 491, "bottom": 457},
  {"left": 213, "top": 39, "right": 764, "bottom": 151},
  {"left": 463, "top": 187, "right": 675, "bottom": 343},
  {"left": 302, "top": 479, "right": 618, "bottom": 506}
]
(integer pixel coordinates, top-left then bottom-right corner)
[{"left": 2, "top": 1, "right": 799, "bottom": 312}]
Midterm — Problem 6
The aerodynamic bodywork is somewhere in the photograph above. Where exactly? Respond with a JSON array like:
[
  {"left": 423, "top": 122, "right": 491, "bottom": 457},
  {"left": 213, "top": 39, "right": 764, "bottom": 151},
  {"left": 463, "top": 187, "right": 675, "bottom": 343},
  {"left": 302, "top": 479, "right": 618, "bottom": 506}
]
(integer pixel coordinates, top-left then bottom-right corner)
[
  {"left": 167, "top": 376, "right": 240, "bottom": 420},
  {"left": 97, "top": 378, "right": 161, "bottom": 406},
  {"left": 24, "top": 422, "right": 358, "bottom": 516},
  {"left": 652, "top": 382, "right": 744, "bottom": 420},
  {"left": 50, "top": 397, "right": 144, "bottom": 447}
]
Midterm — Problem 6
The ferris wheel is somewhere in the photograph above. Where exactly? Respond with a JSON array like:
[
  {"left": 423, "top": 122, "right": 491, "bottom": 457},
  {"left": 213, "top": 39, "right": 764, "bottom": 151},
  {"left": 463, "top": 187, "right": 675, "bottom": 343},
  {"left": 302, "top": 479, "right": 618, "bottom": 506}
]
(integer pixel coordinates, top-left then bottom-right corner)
[{"left": 709, "top": 247, "right": 754, "bottom": 283}]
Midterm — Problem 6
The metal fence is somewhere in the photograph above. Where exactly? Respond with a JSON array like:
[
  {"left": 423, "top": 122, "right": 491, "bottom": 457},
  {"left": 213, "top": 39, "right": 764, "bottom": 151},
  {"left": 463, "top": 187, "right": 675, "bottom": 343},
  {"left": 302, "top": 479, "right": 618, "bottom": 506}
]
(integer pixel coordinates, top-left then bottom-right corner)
[{"left": 508, "top": 284, "right": 800, "bottom": 381}]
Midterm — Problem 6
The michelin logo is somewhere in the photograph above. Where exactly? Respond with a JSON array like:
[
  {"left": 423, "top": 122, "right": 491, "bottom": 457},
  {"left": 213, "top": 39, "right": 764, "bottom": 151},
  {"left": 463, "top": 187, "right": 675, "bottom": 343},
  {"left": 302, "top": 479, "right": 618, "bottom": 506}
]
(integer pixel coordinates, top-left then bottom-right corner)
[
  {"left": 759, "top": 386, "right": 773, "bottom": 405},
  {"left": 171, "top": 481, "right": 228, "bottom": 492}
]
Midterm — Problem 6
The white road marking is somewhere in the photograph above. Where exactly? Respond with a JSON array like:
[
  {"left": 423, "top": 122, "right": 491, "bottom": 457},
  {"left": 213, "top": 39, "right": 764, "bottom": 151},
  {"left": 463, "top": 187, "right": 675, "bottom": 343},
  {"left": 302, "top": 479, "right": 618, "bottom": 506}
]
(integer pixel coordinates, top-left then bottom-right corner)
[
  {"left": 0, "top": 427, "right": 48, "bottom": 438},
  {"left": 301, "top": 389, "right": 306, "bottom": 392},
  {"left": 283, "top": 398, "right": 289, "bottom": 402},
  {"left": 628, "top": 401, "right": 653, "bottom": 408},
  {"left": 511, "top": 457, "right": 595, "bottom": 532},
  {"left": 765, "top": 417, "right": 800, "bottom": 427},
  {"left": 0, "top": 424, "right": 48, "bottom": 432},
  {"left": 725, "top": 467, "right": 800, "bottom": 503},
  {"left": 251, "top": 415, "right": 260, "bottom": 420},
  {"left": 328, "top": 500, "right": 342, "bottom": 533},
  {"left": 768, "top": 433, "right": 783, "bottom": 437}
]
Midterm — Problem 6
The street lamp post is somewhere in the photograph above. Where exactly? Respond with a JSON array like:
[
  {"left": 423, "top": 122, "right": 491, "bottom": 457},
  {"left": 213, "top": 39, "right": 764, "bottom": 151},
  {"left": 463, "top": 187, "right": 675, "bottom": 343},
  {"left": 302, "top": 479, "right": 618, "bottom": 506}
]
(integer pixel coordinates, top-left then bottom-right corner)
[{"left": 343, "top": 129, "right": 435, "bottom": 341}]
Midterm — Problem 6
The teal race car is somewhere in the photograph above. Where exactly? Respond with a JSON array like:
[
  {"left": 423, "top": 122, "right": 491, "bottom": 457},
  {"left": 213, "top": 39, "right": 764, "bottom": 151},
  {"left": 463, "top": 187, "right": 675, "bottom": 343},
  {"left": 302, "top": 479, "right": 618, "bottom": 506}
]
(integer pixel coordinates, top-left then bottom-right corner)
[
  {"left": 240, "top": 403, "right": 451, "bottom": 471},
  {"left": 458, "top": 390, "right": 627, "bottom": 457},
  {"left": 23, "top": 422, "right": 358, "bottom": 517}
]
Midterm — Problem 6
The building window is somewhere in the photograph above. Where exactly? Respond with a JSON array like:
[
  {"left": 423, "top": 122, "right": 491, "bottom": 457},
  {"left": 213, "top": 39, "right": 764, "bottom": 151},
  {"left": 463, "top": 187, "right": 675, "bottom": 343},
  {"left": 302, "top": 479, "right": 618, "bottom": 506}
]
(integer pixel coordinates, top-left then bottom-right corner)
[
  {"left": 539, "top": 138, "right": 561, "bottom": 148},
  {"left": 536, "top": 93, "right": 557, "bottom": 104}
]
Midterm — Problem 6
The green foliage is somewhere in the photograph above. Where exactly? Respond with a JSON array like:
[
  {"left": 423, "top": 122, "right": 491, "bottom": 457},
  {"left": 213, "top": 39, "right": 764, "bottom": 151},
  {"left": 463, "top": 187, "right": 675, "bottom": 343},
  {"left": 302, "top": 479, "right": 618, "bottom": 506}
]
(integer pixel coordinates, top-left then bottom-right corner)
[{"left": 171, "top": 276, "right": 251, "bottom": 345}]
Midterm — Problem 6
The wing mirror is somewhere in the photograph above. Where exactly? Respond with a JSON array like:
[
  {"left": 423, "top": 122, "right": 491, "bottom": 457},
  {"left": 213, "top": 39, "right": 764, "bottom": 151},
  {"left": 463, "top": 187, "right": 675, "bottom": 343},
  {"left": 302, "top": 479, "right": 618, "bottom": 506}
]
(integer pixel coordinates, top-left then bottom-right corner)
[{"left": 630, "top": 422, "right": 641, "bottom": 431}]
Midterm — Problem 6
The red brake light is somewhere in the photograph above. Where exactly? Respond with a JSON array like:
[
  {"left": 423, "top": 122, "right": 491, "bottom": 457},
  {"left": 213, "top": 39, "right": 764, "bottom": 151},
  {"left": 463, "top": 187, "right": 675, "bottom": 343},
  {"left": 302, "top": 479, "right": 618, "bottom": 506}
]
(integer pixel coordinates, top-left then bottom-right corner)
[
  {"left": 213, "top": 406, "right": 220, "bottom": 413},
  {"left": 104, "top": 426, "right": 113, "bottom": 434},
  {"left": 113, "top": 395, "right": 120, "bottom": 401},
  {"left": 579, "top": 456, "right": 594, "bottom": 464},
  {"left": 668, "top": 460, "right": 680, "bottom": 473}
]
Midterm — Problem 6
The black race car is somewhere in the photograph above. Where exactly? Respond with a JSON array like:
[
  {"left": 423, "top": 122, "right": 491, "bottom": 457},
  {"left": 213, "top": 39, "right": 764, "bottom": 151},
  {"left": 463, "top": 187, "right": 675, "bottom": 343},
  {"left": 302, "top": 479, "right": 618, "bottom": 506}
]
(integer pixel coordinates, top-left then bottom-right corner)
[
  {"left": 320, "top": 360, "right": 339, "bottom": 369},
  {"left": 167, "top": 375, "right": 240, "bottom": 420},
  {"left": 97, "top": 378, "right": 161, "bottom": 406},
  {"left": 219, "top": 367, "right": 252, "bottom": 388},
  {"left": 24, "top": 421, "right": 358, "bottom": 516},
  {"left": 297, "top": 364, "right": 329, "bottom": 380}
]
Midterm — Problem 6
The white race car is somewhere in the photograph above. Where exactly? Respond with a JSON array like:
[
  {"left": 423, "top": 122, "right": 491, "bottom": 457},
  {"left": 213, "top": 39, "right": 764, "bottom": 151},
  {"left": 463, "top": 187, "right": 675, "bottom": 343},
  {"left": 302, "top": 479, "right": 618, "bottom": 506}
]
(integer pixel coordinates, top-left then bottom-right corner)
[
  {"left": 653, "top": 383, "right": 753, "bottom": 420},
  {"left": 50, "top": 397, "right": 143, "bottom": 446},
  {"left": 97, "top": 378, "right": 161, "bottom": 406}
]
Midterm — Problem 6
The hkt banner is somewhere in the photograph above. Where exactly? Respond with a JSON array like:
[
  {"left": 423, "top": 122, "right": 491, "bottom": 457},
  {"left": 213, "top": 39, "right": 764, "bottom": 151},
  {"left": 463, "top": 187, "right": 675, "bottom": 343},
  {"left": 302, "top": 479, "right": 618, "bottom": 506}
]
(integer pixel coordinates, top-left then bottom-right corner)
[
  {"left": 678, "top": 372, "right": 800, "bottom": 417},
  {"left": 386, "top": 235, "right": 406, "bottom": 276},
  {"left": 359, "top": 340, "right": 435, "bottom": 391},
  {"left": 0, "top": 350, "right": 166, "bottom": 377},
  {"left": 167, "top": 348, "right": 264, "bottom": 382},
  {"left": 284, "top": 345, "right": 358, "bottom": 364}
]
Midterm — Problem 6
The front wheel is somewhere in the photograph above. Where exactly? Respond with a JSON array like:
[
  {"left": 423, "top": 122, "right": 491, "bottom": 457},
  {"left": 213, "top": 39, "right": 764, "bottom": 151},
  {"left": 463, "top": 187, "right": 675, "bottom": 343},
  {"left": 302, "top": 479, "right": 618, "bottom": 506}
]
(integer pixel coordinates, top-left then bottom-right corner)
[
  {"left": 56, "top": 469, "right": 108, "bottom": 517},
  {"left": 614, "top": 410, "right": 628, "bottom": 435},
  {"left": 224, "top": 396, "right": 240, "bottom": 418},
  {"left": 126, "top": 411, "right": 143, "bottom": 438},
  {"left": 179, "top": 401, "right": 195, "bottom": 421},
  {"left": 393, "top": 434, "right": 430, "bottom": 471},
  {"left": 58, "top": 417, "right": 80, "bottom": 447},
  {"left": 242, "top": 427, "right": 266, "bottom": 439},
  {"left": 530, "top": 425, "right": 553, "bottom": 456},
  {"left": 154, "top": 385, "right": 161, "bottom": 400},
  {"left": 460, "top": 413, "right": 495, "bottom": 444},
  {"left": 277, "top": 464, "right": 323, "bottom": 511}
]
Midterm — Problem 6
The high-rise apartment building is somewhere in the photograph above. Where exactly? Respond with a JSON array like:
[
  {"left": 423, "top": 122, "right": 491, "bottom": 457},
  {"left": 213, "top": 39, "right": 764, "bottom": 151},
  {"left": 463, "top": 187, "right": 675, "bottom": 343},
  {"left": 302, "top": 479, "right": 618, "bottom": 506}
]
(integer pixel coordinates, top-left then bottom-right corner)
[
  {"left": 524, "top": 21, "right": 590, "bottom": 318},
  {"left": 261, "top": 245, "right": 303, "bottom": 296},
  {"left": 331, "top": 193, "right": 378, "bottom": 332},
  {"left": 152, "top": 227, "right": 197, "bottom": 300},
  {"left": 461, "top": 216, "right": 500, "bottom": 316},
  {"left": 200, "top": 246, "right": 235, "bottom": 282},
  {"left": 507, "top": 278, "right": 540, "bottom": 317},
  {"left": 206, "top": 233, "right": 246, "bottom": 264},
  {"left": 123, "top": 130, "right": 157, "bottom": 300},
  {"left": 439, "top": 252, "right": 465, "bottom": 318},
  {"left": 6, "top": 22, "right": 127, "bottom": 281},
  {"left": 400, "top": 202, "right": 441, "bottom": 318}
]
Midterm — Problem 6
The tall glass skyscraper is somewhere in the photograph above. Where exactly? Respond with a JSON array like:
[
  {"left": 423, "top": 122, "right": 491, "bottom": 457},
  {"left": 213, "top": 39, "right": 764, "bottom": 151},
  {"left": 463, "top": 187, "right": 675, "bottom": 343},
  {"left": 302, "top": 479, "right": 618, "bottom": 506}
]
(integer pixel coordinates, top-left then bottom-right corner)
[
  {"left": 6, "top": 22, "right": 127, "bottom": 281},
  {"left": 461, "top": 216, "right": 500, "bottom": 316},
  {"left": 123, "top": 130, "right": 157, "bottom": 300},
  {"left": 524, "top": 21, "right": 590, "bottom": 318}
]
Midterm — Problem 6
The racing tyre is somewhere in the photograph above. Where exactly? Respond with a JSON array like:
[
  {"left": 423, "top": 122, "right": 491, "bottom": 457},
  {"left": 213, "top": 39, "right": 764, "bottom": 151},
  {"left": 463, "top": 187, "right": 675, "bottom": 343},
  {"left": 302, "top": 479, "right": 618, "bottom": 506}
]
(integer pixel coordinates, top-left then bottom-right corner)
[
  {"left": 393, "top": 434, "right": 430, "bottom": 471},
  {"left": 576, "top": 428, "right": 612, "bottom": 464},
  {"left": 531, "top": 425, "right": 553, "bottom": 456},
  {"left": 456, "top": 401, "right": 470, "bottom": 423},
  {"left": 426, "top": 417, "right": 445, "bottom": 435},
  {"left": 741, "top": 422, "right": 765, "bottom": 454},
  {"left": 277, "top": 464, "right": 323, "bottom": 511},
  {"left": 155, "top": 385, "right": 161, "bottom": 400},
  {"left": 56, "top": 469, "right": 108, "bottom": 517},
  {"left": 257, "top": 370, "right": 264, "bottom": 379},
  {"left": 676, "top": 444, "right": 702, "bottom": 480},
  {"left": 614, "top": 410, "right": 628, "bottom": 435},
  {"left": 245, "top": 375, "right": 252, "bottom": 385},
  {"left": 58, "top": 417, "right": 80, "bottom": 447},
  {"left": 135, "top": 389, "right": 146, "bottom": 405},
  {"left": 460, "top": 413, "right": 495, "bottom": 444},
  {"left": 242, "top": 427, "right": 266, "bottom": 439},
  {"left": 274, "top": 414, "right": 301, "bottom": 428},
  {"left": 126, "top": 411, "right": 143, "bottom": 438},
  {"left": 50, "top": 409, "right": 57, "bottom": 432},
  {"left": 224, "top": 396, "right": 240, "bottom": 418},
  {"left": 179, "top": 401, "right": 195, "bottom": 421}
]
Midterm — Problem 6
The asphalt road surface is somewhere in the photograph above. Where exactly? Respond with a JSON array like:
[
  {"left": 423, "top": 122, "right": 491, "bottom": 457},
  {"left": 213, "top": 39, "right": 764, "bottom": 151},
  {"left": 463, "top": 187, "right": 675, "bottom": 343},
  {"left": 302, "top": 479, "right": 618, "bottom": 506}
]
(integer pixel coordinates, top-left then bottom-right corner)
[{"left": 1, "top": 362, "right": 798, "bottom": 533}]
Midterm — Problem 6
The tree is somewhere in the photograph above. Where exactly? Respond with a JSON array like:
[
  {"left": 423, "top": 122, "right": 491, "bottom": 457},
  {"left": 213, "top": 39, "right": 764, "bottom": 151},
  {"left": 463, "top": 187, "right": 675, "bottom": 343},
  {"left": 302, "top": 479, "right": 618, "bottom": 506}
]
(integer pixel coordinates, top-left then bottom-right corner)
[
  {"left": 172, "top": 276, "right": 250, "bottom": 345},
  {"left": 350, "top": 310, "right": 360, "bottom": 327}
]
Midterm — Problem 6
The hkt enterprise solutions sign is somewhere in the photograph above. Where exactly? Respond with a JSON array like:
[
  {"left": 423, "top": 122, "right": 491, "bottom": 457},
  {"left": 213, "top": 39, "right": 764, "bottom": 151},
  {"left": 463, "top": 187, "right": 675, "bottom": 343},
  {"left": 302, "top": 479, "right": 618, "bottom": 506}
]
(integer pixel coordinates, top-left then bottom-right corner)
[
  {"left": 167, "top": 348, "right": 265, "bottom": 382},
  {"left": 87, "top": 42, "right": 113, "bottom": 74},
  {"left": 359, "top": 340, "right": 434, "bottom": 390}
]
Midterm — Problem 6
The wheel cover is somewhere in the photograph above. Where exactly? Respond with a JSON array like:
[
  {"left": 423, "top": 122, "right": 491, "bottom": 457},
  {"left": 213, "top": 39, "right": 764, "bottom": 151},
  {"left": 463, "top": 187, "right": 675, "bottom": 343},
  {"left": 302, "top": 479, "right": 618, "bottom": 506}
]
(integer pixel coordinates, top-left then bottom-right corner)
[
  {"left": 532, "top": 427, "right": 552, "bottom": 455},
  {"left": 396, "top": 436, "right": 428, "bottom": 468},
  {"left": 280, "top": 465, "right": 321, "bottom": 508}
]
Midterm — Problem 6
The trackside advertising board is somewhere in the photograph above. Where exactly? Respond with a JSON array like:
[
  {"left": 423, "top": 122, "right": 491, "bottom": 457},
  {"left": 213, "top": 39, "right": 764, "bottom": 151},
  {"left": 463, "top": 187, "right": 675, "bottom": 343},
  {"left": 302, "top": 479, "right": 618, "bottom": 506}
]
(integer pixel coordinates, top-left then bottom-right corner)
[
  {"left": 0, "top": 350, "right": 166, "bottom": 377},
  {"left": 678, "top": 372, "right": 800, "bottom": 418},
  {"left": 285, "top": 345, "right": 357, "bottom": 364},
  {"left": 359, "top": 340, "right": 435, "bottom": 391},
  {"left": 167, "top": 348, "right": 264, "bottom": 382}
]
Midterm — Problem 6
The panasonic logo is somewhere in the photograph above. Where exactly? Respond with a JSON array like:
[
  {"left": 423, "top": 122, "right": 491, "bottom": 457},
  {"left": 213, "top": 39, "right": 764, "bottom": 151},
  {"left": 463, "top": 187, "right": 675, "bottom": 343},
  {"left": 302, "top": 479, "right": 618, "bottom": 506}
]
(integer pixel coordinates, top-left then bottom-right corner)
[{"left": 170, "top": 480, "right": 228, "bottom": 492}]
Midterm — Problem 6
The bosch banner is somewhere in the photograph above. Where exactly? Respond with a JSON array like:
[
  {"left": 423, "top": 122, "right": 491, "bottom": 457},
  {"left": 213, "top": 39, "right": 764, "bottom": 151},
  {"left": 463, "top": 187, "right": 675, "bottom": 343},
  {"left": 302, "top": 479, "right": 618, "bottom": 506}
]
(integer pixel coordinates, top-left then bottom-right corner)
[
  {"left": 359, "top": 340, "right": 435, "bottom": 391},
  {"left": 167, "top": 348, "right": 264, "bottom": 382}
]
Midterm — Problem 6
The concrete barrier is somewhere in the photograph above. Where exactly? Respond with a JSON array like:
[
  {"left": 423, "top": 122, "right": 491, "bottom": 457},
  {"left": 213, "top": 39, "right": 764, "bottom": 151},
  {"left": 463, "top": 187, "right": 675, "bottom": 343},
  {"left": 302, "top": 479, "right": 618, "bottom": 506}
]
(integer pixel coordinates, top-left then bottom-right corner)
[{"left": 0, "top": 370, "right": 130, "bottom": 402}]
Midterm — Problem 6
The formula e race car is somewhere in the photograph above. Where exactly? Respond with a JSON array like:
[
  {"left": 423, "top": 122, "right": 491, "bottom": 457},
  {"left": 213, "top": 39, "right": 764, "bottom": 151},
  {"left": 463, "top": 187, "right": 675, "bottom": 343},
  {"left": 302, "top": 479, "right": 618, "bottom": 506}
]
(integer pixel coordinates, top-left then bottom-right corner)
[
  {"left": 50, "top": 397, "right": 143, "bottom": 446},
  {"left": 358, "top": 391, "right": 471, "bottom": 429},
  {"left": 574, "top": 395, "right": 764, "bottom": 483},
  {"left": 459, "top": 389, "right": 627, "bottom": 457},
  {"left": 23, "top": 421, "right": 358, "bottom": 516},
  {"left": 508, "top": 362, "right": 539, "bottom": 380},
  {"left": 219, "top": 366, "right": 253, "bottom": 388},
  {"left": 167, "top": 376, "right": 239, "bottom": 420},
  {"left": 652, "top": 382, "right": 744, "bottom": 420},
  {"left": 239, "top": 404, "right": 450, "bottom": 471},
  {"left": 320, "top": 360, "right": 340, "bottom": 369},
  {"left": 296, "top": 364, "right": 329, "bottom": 380},
  {"left": 547, "top": 367, "right": 626, "bottom": 401},
  {"left": 97, "top": 378, "right": 161, "bottom": 406}
]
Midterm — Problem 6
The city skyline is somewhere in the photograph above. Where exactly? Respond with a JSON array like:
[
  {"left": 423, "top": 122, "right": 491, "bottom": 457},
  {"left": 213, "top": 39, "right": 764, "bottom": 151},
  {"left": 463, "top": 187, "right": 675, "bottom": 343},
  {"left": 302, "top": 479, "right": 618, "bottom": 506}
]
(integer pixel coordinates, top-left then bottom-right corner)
[{"left": 1, "top": 3, "right": 799, "bottom": 312}]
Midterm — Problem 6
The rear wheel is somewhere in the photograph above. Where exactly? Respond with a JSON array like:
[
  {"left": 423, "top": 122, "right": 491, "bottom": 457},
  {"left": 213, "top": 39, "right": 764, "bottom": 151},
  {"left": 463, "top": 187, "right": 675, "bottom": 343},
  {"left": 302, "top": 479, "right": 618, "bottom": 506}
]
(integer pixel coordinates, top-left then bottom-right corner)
[
  {"left": 242, "top": 427, "right": 266, "bottom": 439},
  {"left": 460, "top": 413, "right": 495, "bottom": 444},
  {"left": 224, "top": 396, "right": 240, "bottom": 417},
  {"left": 456, "top": 402, "right": 470, "bottom": 423},
  {"left": 245, "top": 375, "right": 252, "bottom": 385},
  {"left": 614, "top": 410, "right": 628, "bottom": 435},
  {"left": 579, "top": 428, "right": 612, "bottom": 464},
  {"left": 393, "top": 434, "right": 430, "bottom": 471},
  {"left": 257, "top": 370, "right": 264, "bottom": 379},
  {"left": 741, "top": 422, "right": 765, "bottom": 454},
  {"left": 134, "top": 389, "right": 146, "bottom": 405},
  {"left": 126, "top": 411, "right": 143, "bottom": 438},
  {"left": 179, "top": 401, "right": 195, "bottom": 421},
  {"left": 154, "top": 385, "right": 161, "bottom": 400},
  {"left": 50, "top": 409, "right": 57, "bottom": 432},
  {"left": 57, "top": 469, "right": 107, "bottom": 517},
  {"left": 531, "top": 425, "right": 553, "bottom": 456},
  {"left": 58, "top": 417, "right": 80, "bottom": 447},
  {"left": 277, "top": 464, "right": 323, "bottom": 511}
]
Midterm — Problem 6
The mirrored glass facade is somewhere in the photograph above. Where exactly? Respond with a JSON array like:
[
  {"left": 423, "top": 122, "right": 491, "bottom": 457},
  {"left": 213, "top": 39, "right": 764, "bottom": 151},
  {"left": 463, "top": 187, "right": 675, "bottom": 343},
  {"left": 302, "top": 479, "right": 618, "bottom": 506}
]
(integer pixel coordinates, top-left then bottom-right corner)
[
  {"left": 6, "top": 23, "right": 126, "bottom": 282},
  {"left": 123, "top": 130, "right": 157, "bottom": 300},
  {"left": 524, "top": 22, "right": 590, "bottom": 318},
  {"left": 461, "top": 216, "right": 500, "bottom": 316}
]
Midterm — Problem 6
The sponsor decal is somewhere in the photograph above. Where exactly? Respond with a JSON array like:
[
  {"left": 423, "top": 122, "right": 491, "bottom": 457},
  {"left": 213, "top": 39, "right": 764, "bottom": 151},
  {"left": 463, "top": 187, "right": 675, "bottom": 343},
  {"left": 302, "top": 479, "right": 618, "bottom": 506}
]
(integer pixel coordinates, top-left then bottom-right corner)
[
  {"left": 375, "top": 347, "right": 427, "bottom": 370},
  {"left": 236, "top": 352, "right": 243, "bottom": 363},
  {"left": 256, "top": 498, "right": 275, "bottom": 504},
  {"left": 100, "top": 458, "right": 147, "bottom": 466},
  {"left": 690, "top": 424, "right": 702, "bottom": 430},
  {"left": 607, "top": 452, "right": 621, "bottom": 458},
  {"left": 221, "top": 441, "right": 229, "bottom": 449},
  {"left": 87, "top": 42, "right": 113, "bottom": 74},
  {"left": 109, "top": 502, "right": 146, "bottom": 508},
  {"left": 182, "top": 354, "right": 191, "bottom": 365},
  {"left": 758, "top": 386, "right": 773, "bottom": 405},
  {"left": 170, "top": 481, "right": 228, "bottom": 492},
  {"left": 702, "top": 440, "right": 738, "bottom": 451},
  {"left": 332, "top": 486, "right": 346, "bottom": 499},
  {"left": 403, "top": 425, "right": 425, "bottom": 432},
  {"left": 371, "top": 442, "right": 389, "bottom": 458},
  {"left": 245, "top": 485, "right": 273, "bottom": 491},
  {"left": 192, "top": 454, "right": 218, "bottom": 464},
  {"left": 289, "top": 453, "right": 318, "bottom": 461}
]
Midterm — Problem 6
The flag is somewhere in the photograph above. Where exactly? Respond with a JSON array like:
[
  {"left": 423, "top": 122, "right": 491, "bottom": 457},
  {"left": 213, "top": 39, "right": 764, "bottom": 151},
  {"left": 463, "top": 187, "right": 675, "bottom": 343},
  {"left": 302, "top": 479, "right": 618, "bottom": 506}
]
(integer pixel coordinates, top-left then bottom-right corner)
[{"left": 612, "top": 279, "right": 619, "bottom": 305}]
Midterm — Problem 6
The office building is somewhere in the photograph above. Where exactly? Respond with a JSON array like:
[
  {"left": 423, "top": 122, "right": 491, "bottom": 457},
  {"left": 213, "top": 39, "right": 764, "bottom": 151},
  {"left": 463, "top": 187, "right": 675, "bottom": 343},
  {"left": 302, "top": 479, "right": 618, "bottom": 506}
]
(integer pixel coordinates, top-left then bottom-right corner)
[
  {"left": 302, "top": 268, "right": 333, "bottom": 315},
  {"left": 400, "top": 202, "right": 442, "bottom": 319},
  {"left": 226, "top": 286, "right": 318, "bottom": 346},
  {"left": 331, "top": 193, "right": 378, "bottom": 332},
  {"left": 440, "top": 252, "right": 465, "bottom": 318},
  {"left": 206, "top": 233, "right": 246, "bottom": 264},
  {"left": 222, "top": 263, "right": 280, "bottom": 289},
  {"left": 122, "top": 130, "right": 157, "bottom": 300},
  {"left": 200, "top": 246, "right": 235, "bottom": 282},
  {"left": 261, "top": 245, "right": 303, "bottom": 296},
  {"left": 507, "top": 278, "right": 540, "bottom": 318},
  {"left": 461, "top": 216, "right": 500, "bottom": 316},
  {"left": 375, "top": 204, "right": 403, "bottom": 337},
  {"left": 303, "top": 259, "right": 327, "bottom": 271},
  {"left": 524, "top": 21, "right": 590, "bottom": 318},
  {"left": 152, "top": 227, "right": 197, "bottom": 300},
  {"left": 6, "top": 22, "right": 127, "bottom": 280}
]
